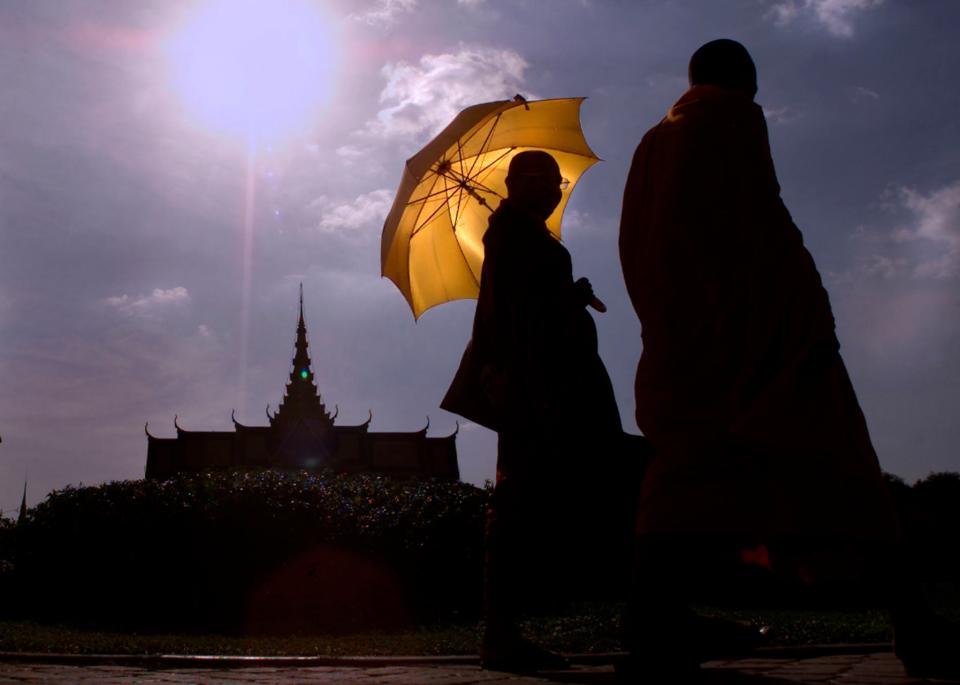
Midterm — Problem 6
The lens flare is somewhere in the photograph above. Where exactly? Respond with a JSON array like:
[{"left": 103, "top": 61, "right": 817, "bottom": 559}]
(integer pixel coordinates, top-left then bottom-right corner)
[{"left": 165, "top": 0, "right": 335, "bottom": 140}]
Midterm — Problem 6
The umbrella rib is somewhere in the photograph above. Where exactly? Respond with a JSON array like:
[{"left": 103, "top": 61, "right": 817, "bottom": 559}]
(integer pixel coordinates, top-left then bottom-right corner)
[
  {"left": 440, "top": 150, "right": 508, "bottom": 196},
  {"left": 471, "top": 146, "right": 516, "bottom": 182},
  {"left": 407, "top": 184, "right": 460, "bottom": 206},
  {"left": 452, "top": 181, "right": 465, "bottom": 229},
  {"left": 408, "top": 173, "right": 447, "bottom": 237},
  {"left": 438, "top": 149, "right": 513, "bottom": 205},
  {"left": 466, "top": 114, "right": 501, "bottom": 179},
  {"left": 407, "top": 146, "right": 499, "bottom": 206},
  {"left": 453, "top": 227, "right": 481, "bottom": 290},
  {"left": 456, "top": 110, "right": 502, "bottom": 162},
  {"left": 440, "top": 142, "right": 482, "bottom": 287},
  {"left": 421, "top": 164, "right": 488, "bottom": 222},
  {"left": 411, "top": 174, "right": 458, "bottom": 238},
  {"left": 453, "top": 136, "right": 478, "bottom": 227},
  {"left": 434, "top": 171, "right": 481, "bottom": 290},
  {"left": 409, "top": 168, "right": 466, "bottom": 213},
  {"left": 442, "top": 169, "right": 464, "bottom": 230},
  {"left": 440, "top": 169, "right": 499, "bottom": 210},
  {"left": 447, "top": 146, "right": 514, "bottom": 199},
  {"left": 411, "top": 196, "right": 454, "bottom": 238},
  {"left": 453, "top": 138, "right": 468, "bottom": 227}
]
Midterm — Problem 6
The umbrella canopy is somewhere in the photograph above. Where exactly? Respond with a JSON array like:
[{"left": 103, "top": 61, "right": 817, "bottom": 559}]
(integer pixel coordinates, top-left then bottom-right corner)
[{"left": 381, "top": 96, "right": 599, "bottom": 319}]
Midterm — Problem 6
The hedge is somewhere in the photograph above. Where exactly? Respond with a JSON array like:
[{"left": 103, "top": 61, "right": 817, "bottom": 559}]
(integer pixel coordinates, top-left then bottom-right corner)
[{"left": 3, "top": 471, "right": 489, "bottom": 634}]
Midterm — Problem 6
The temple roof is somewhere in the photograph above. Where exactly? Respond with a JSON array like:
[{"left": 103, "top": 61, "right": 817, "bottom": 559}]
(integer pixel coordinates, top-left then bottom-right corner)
[{"left": 146, "top": 286, "right": 460, "bottom": 443}]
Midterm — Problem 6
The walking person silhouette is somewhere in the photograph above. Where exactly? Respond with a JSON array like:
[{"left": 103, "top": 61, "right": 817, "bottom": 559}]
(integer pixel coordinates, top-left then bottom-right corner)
[
  {"left": 618, "top": 39, "right": 957, "bottom": 678},
  {"left": 444, "top": 150, "right": 642, "bottom": 672}
]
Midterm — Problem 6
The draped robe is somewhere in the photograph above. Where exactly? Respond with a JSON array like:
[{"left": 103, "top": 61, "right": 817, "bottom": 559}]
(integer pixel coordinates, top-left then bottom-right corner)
[
  {"left": 446, "top": 198, "right": 639, "bottom": 598},
  {"left": 472, "top": 198, "right": 623, "bottom": 464},
  {"left": 619, "top": 85, "right": 898, "bottom": 543}
]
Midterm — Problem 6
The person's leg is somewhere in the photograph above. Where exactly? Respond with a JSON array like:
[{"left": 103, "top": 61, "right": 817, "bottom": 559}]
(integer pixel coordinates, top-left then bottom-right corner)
[
  {"left": 620, "top": 534, "right": 770, "bottom": 680},
  {"left": 622, "top": 535, "right": 695, "bottom": 665},
  {"left": 481, "top": 433, "right": 569, "bottom": 672},
  {"left": 884, "top": 544, "right": 960, "bottom": 678},
  {"left": 482, "top": 480, "right": 522, "bottom": 645}
]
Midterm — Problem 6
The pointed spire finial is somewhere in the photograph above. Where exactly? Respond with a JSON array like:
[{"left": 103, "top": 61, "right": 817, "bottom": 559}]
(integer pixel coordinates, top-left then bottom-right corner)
[
  {"left": 18, "top": 481, "right": 27, "bottom": 525},
  {"left": 299, "top": 282, "right": 304, "bottom": 324}
]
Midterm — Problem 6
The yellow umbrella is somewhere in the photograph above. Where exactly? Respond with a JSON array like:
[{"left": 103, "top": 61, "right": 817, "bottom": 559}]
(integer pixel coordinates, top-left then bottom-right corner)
[{"left": 381, "top": 96, "right": 599, "bottom": 319}]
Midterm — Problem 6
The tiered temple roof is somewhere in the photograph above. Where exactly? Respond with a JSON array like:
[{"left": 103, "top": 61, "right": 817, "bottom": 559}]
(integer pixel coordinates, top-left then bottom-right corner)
[{"left": 145, "top": 286, "right": 459, "bottom": 481}]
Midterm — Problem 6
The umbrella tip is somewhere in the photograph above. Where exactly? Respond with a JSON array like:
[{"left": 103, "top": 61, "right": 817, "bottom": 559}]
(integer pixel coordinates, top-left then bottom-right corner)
[{"left": 513, "top": 93, "right": 530, "bottom": 110}]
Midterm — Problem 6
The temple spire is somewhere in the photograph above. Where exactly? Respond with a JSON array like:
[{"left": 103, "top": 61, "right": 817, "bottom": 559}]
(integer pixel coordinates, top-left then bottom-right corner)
[
  {"left": 292, "top": 282, "right": 312, "bottom": 385},
  {"left": 17, "top": 481, "right": 27, "bottom": 526},
  {"left": 272, "top": 284, "right": 330, "bottom": 425}
]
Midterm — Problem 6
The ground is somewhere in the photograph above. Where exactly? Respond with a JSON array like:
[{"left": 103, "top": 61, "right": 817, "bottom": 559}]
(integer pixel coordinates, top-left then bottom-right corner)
[{"left": 0, "top": 650, "right": 958, "bottom": 684}]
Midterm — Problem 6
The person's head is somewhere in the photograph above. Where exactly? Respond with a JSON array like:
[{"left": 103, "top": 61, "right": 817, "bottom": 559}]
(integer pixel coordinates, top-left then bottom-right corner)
[
  {"left": 504, "top": 150, "right": 565, "bottom": 221},
  {"left": 688, "top": 39, "right": 757, "bottom": 100}
]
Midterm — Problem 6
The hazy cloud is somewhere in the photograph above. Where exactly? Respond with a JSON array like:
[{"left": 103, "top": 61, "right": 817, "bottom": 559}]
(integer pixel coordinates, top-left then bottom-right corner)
[
  {"left": 311, "top": 189, "right": 394, "bottom": 237},
  {"left": 335, "top": 144, "right": 367, "bottom": 162},
  {"left": 349, "top": 0, "right": 418, "bottom": 26},
  {"left": 845, "top": 181, "right": 960, "bottom": 282},
  {"left": 851, "top": 85, "right": 880, "bottom": 102},
  {"left": 769, "top": 0, "right": 884, "bottom": 37},
  {"left": 104, "top": 287, "right": 191, "bottom": 316},
  {"left": 857, "top": 253, "right": 908, "bottom": 280},
  {"left": 896, "top": 182, "right": 960, "bottom": 279},
  {"left": 367, "top": 46, "right": 529, "bottom": 141},
  {"left": 763, "top": 104, "right": 802, "bottom": 125}
]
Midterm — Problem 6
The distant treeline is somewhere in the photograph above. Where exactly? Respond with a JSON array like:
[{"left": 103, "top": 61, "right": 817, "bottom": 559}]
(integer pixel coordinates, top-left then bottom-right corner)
[{"left": 0, "top": 469, "right": 957, "bottom": 634}]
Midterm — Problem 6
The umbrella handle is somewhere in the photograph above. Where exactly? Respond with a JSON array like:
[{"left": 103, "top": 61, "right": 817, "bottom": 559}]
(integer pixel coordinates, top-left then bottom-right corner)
[{"left": 590, "top": 296, "right": 607, "bottom": 313}]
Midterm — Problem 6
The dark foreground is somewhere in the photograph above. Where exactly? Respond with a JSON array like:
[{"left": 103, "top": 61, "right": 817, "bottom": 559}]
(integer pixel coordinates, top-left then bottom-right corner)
[{"left": 0, "top": 649, "right": 958, "bottom": 684}]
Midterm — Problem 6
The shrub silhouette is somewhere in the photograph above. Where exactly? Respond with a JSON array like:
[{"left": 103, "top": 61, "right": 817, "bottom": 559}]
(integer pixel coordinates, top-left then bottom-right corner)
[
  {"left": 906, "top": 471, "right": 960, "bottom": 584},
  {"left": 6, "top": 471, "right": 488, "bottom": 634},
  {"left": 5, "top": 468, "right": 956, "bottom": 632}
]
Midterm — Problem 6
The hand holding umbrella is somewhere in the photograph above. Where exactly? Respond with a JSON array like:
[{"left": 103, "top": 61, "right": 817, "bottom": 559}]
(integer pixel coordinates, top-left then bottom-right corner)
[{"left": 574, "top": 277, "right": 607, "bottom": 313}]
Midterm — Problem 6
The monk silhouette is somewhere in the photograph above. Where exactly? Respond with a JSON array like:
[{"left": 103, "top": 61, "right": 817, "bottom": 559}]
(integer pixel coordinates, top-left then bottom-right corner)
[
  {"left": 617, "top": 39, "right": 956, "bottom": 678},
  {"left": 444, "top": 150, "right": 641, "bottom": 672}
]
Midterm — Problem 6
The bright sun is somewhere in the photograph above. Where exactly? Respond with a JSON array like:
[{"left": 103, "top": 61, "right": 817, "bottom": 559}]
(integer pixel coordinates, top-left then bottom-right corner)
[{"left": 166, "top": 0, "right": 335, "bottom": 141}]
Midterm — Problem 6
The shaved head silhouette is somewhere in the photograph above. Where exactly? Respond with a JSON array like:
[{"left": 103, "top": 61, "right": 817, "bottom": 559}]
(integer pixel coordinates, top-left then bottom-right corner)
[
  {"left": 689, "top": 39, "right": 757, "bottom": 99},
  {"left": 506, "top": 150, "right": 560, "bottom": 180},
  {"left": 504, "top": 150, "right": 563, "bottom": 221}
]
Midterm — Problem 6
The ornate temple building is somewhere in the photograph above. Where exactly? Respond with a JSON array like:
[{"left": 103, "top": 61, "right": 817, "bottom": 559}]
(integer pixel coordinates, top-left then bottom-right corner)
[{"left": 145, "top": 287, "right": 459, "bottom": 481}]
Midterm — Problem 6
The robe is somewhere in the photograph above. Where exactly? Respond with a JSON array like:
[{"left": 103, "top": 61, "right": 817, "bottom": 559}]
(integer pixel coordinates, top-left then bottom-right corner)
[
  {"left": 618, "top": 85, "right": 899, "bottom": 544},
  {"left": 445, "top": 197, "right": 641, "bottom": 598},
  {"left": 471, "top": 198, "right": 623, "bottom": 463}
]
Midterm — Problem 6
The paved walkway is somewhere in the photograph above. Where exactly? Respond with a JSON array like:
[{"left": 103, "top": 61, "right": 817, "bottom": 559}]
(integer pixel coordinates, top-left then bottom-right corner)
[{"left": 0, "top": 651, "right": 957, "bottom": 684}]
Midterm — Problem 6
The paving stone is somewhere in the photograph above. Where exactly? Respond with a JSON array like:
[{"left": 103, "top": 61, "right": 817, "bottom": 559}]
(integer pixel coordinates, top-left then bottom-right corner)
[
  {"left": 725, "top": 658, "right": 804, "bottom": 670},
  {"left": 4, "top": 654, "right": 960, "bottom": 685},
  {"left": 811, "top": 655, "right": 864, "bottom": 664}
]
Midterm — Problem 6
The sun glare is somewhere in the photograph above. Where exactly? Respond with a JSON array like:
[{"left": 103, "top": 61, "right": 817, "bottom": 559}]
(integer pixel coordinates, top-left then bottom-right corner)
[{"left": 166, "top": 0, "right": 335, "bottom": 141}]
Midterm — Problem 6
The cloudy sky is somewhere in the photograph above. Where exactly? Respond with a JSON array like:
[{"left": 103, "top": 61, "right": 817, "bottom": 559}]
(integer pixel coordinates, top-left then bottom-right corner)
[{"left": 2, "top": 0, "right": 959, "bottom": 513}]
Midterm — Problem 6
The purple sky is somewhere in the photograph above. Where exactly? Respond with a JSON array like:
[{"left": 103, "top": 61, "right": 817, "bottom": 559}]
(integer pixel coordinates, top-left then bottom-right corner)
[{"left": 2, "top": 0, "right": 959, "bottom": 514}]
